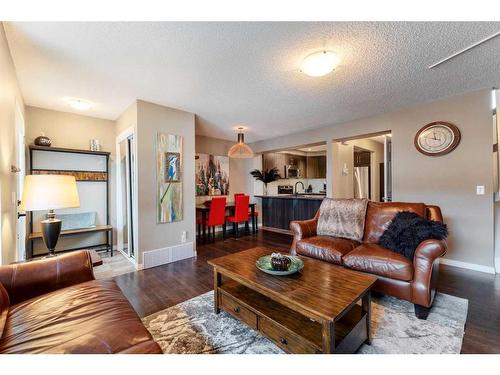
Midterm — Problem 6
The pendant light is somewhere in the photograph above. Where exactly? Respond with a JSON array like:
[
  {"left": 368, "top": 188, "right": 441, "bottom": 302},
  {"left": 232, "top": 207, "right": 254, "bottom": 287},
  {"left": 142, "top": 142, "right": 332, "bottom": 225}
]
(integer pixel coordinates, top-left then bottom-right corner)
[{"left": 228, "top": 127, "right": 254, "bottom": 158}]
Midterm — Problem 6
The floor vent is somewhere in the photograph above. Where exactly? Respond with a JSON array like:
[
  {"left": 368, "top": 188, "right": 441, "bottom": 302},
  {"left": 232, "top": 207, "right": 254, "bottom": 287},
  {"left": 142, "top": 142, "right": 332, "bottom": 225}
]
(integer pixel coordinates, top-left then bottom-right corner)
[{"left": 142, "top": 242, "right": 195, "bottom": 269}]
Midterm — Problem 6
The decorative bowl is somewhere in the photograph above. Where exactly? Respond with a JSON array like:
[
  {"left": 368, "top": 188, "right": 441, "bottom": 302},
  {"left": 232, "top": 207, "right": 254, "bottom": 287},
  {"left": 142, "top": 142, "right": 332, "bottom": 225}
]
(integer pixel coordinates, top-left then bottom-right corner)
[
  {"left": 256, "top": 255, "right": 304, "bottom": 276},
  {"left": 34, "top": 135, "right": 51, "bottom": 147}
]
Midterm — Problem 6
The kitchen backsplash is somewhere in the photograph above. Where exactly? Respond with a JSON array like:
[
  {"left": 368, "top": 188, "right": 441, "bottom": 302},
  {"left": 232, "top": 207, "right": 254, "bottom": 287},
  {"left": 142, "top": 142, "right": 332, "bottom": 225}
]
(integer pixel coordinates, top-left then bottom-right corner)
[{"left": 266, "top": 178, "right": 326, "bottom": 195}]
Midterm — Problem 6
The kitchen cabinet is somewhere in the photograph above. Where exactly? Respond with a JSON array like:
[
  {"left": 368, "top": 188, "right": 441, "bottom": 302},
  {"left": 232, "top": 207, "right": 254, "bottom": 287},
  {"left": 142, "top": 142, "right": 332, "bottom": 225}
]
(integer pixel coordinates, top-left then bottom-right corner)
[
  {"left": 306, "top": 155, "right": 326, "bottom": 178},
  {"left": 256, "top": 195, "right": 324, "bottom": 231}
]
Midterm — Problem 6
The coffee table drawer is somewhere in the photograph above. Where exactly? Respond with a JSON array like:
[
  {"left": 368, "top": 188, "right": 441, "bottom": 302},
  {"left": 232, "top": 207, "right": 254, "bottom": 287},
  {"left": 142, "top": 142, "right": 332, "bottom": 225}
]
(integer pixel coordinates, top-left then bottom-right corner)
[
  {"left": 260, "top": 317, "right": 319, "bottom": 354},
  {"left": 220, "top": 292, "right": 258, "bottom": 330}
]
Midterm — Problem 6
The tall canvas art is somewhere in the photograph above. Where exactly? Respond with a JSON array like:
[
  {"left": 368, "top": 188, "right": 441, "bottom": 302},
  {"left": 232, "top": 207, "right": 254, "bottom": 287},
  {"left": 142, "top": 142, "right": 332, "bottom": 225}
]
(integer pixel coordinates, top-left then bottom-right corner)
[
  {"left": 195, "top": 154, "right": 230, "bottom": 196},
  {"left": 157, "top": 133, "right": 183, "bottom": 223}
]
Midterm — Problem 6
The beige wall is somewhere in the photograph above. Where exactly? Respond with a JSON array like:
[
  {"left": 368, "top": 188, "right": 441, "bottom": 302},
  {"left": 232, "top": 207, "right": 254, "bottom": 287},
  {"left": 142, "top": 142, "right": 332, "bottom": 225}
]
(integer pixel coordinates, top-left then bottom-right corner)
[
  {"left": 195, "top": 135, "right": 249, "bottom": 204},
  {"left": 136, "top": 100, "right": 195, "bottom": 263},
  {"left": 0, "top": 24, "right": 24, "bottom": 265},
  {"left": 116, "top": 101, "right": 137, "bottom": 137},
  {"left": 251, "top": 90, "right": 495, "bottom": 269},
  {"left": 25, "top": 106, "right": 115, "bottom": 151}
]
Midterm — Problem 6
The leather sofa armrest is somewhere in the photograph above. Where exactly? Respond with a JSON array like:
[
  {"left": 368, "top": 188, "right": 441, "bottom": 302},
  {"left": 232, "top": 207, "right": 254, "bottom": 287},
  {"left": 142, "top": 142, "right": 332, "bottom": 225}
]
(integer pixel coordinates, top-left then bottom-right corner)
[
  {"left": 289, "top": 210, "right": 319, "bottom": 255},
  {"left": 0, "top": 250, "right": 95, "bottom": 305},
  {"left": 411, "top": 239, "right": 447, "bottom": 307}
]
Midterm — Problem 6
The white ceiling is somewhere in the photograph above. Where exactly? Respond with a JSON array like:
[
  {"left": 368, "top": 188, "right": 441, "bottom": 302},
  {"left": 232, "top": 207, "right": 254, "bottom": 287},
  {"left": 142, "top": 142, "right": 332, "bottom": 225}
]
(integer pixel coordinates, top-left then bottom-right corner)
[{"left": 5, "top": 22, "right": 500, "bottom": 142}]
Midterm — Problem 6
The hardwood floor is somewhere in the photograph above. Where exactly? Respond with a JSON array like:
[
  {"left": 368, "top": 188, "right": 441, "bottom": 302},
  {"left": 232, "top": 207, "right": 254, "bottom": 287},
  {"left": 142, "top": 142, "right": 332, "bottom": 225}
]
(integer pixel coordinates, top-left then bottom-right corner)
[{"left": 113, "top": 231, "right": 500, "bottom": 354}]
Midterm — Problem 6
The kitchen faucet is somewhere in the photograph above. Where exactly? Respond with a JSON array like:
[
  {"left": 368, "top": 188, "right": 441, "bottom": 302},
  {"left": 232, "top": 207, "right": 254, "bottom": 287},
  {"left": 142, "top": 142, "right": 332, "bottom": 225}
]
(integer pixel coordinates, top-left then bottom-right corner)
[{"left": 294, "top": 181, "right": 305, "bottom": 195}]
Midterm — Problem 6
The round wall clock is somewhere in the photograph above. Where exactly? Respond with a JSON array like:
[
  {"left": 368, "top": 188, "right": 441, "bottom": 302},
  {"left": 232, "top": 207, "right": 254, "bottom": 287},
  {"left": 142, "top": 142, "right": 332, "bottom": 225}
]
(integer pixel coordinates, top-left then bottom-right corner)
[{"left": 414, "top": 121, "right": 461, "bottom": 156}]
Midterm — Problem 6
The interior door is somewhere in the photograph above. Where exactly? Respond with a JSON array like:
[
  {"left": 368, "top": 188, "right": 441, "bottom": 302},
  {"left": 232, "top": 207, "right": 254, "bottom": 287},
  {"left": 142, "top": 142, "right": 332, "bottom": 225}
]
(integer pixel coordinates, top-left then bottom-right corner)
[{"left": 15, "top": 103, "right": 26, "bottom": 261}]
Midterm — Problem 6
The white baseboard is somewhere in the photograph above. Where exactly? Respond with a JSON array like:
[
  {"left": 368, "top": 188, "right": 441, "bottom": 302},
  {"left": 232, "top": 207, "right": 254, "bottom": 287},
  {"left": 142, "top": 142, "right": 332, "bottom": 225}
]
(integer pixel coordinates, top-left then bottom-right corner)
[
  {"left": 142, "top": 242, "right": 195, "bottom": 269},
  {"left": 440, "top": 258, "right": 496, "bottom": 274}
]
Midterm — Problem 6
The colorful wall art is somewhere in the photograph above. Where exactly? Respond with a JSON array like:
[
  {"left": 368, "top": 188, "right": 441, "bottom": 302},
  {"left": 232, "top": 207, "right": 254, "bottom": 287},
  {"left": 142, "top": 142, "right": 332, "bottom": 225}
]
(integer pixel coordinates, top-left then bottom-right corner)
[
  {"left": 157, "top": 133, "right": 183, "bottom": 223},
  {"left": 195, "top": 153, "right": 230, "bottom": 196}
]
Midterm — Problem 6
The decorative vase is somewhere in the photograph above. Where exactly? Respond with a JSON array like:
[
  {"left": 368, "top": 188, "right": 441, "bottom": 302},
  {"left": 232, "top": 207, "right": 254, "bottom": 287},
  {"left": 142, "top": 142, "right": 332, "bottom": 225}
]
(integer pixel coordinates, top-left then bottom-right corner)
[
  {"left": 263, "top": 184, "right": 268, "bottom": 196},
  {"left": 270, "top": 253, "right": 291, "bottom": 271},
  {"left": 34, "top": 135, "right": 51, "bottom": 147}
]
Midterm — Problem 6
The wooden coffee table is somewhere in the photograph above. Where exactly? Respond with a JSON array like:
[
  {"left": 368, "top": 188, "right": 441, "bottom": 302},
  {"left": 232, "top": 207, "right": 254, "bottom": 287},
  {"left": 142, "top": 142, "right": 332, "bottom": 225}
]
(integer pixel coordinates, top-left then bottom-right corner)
[{"left": 208, "top": 247, "right": 377, "bottom": 354}]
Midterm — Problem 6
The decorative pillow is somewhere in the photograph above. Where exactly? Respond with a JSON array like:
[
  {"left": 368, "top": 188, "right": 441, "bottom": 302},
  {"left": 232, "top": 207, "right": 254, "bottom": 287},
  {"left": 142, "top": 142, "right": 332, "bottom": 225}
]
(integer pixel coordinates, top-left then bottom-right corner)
[
  {"left": 378, "top": 211, "right": 448, "bottom": 260},
  {"left": 317, "top": 198, "right": 368, "bottom": 241}
]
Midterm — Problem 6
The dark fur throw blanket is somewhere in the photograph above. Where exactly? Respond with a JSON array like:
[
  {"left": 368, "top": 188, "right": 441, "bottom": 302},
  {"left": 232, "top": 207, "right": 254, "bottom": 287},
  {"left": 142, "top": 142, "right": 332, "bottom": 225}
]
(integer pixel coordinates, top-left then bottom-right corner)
[{"left": 378, "top": 211, "right": 448, "bottom": 260}]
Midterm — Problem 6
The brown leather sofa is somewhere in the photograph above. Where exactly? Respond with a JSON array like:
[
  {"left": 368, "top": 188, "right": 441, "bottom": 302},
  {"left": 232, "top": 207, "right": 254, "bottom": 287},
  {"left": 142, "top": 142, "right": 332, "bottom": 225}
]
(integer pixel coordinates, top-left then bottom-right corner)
[
  {"left": 0, "top": 251, "right": 162, "bottom": 354},
  {"left": 290, "top": 201, "right": 446, "bottom": 319}
]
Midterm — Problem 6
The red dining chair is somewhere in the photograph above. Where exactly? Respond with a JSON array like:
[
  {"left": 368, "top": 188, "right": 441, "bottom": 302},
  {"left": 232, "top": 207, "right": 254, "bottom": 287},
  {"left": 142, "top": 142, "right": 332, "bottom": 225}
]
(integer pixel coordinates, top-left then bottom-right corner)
[
  {"left": 226, "top": 194, "right": 249, "bottom": 237},
  {"left": 234, "top": 193, "right": 258, "bottom": 233},
  {"left": 197, "top": 197, "right": 227, "bottom": 242}
]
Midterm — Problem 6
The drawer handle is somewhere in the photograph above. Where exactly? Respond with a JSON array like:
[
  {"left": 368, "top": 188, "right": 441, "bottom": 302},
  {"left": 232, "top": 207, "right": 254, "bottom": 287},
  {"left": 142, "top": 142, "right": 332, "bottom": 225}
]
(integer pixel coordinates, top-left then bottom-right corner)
[
  {"left": 280, "top": 337, "right": 288, "bottom": 345},
  {"left": 233, "top": 306, "right": 240, "bottom": 313}
]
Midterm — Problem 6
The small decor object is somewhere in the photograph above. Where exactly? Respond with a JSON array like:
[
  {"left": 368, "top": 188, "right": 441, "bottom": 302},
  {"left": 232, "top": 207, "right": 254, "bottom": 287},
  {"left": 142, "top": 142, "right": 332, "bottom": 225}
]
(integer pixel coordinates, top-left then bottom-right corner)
[
  {"left": 34, "top": 134, "right": 51, "bottom": 147},
  {"left": 250, "top": 167, "right": 281, "bottom": 195},
  {"left": 20, "top": 175, "right": 80, "bottom": 257},
  {"left": 414, "top": 121, "right": 461, "bottom": 156},
  {"left": 195, "top": 153, "right": 230, "bottom": 196},
  {"left": 256, "top": 254, "right": 304, "bottom": 276},
  {"left": 378, "top": 211, "right": 448, "bottom": 260},
  {"left": 228, "top": 127, "right": 254, "bottom": 158},
  {"left": 90, "top": 139, "right": 101, "bottom": 151},
  {"left": 270, "top": 252, "right": 291, "bottom": 271},
  {"left": 157, "top": 132, "right": 183, "bottom": 223}
]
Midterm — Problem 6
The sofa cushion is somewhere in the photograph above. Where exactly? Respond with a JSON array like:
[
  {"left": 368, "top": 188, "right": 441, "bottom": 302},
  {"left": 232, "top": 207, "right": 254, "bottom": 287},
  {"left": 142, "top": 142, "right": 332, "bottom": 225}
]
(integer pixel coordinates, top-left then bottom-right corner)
[
  {"left": 317, "top": 198, "right": 368, "bottom": 241},
  {"left": 296, "top": 236, "right": 360, "bottom": 265},
  {"left": 363, "top": 202, "right": 427, "bottom": 244},
  {"left": 0, "top": 279, "right": 161, "bottom": 354},
  {"left": 343, "top": 243, "right": 414, "bottom": 281}
]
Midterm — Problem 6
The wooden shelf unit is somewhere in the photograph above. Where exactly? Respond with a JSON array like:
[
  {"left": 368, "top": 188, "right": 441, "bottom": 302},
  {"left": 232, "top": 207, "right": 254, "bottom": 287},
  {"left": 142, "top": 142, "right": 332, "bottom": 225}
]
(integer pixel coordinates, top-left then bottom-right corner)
[{"left": 27, "top": 145, "right": 112, "bottom": 258}]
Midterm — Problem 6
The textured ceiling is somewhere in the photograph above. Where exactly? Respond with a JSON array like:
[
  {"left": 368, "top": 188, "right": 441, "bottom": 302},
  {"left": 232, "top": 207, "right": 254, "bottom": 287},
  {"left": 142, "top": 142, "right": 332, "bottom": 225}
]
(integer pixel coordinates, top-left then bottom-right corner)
[{"left": 5, "top": 22, "right": 500, "bottom": 142}]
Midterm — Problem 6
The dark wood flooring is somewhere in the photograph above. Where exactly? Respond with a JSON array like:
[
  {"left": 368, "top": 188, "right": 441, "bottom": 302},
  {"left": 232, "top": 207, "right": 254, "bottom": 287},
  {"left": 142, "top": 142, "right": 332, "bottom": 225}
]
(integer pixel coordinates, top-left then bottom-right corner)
[{"left": 113, "top": 230, "right": 500, "bottom": 354}]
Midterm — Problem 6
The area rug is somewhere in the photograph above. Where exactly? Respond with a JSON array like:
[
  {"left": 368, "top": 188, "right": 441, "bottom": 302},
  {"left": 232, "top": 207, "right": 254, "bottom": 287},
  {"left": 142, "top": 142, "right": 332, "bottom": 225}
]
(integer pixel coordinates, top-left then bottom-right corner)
[{"left": 142, "top": 291, "right": 468, "bottom": 354}]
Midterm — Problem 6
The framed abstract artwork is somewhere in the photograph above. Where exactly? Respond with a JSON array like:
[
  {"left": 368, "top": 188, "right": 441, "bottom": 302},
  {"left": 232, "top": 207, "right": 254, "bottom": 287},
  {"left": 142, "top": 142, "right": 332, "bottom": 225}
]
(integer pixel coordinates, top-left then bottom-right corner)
[
  {"left": 195, "top": 153, "right": 230, "bottom": 196},
  {"left": 156, "top": 133, "right": 183, "bottom": 223}
]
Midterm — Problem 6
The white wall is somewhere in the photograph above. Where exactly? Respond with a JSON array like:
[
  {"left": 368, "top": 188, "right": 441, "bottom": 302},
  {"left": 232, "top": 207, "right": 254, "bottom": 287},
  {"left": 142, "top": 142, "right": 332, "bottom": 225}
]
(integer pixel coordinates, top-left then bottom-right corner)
[
  {"left": 136, "top": 100, "right": 195, "bottom": 266},
  {"left": 251, "top": 90, "right": 495, "bottom": 269},
  {"left": 0, "top": 24, "right": 24, "bottom": 265}
]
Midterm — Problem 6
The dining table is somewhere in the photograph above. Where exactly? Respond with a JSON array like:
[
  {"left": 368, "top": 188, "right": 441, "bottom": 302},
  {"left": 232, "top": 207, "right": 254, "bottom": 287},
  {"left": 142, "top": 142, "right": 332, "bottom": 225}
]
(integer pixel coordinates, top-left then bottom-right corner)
[{"left": 196, "top": 201, "right": 257, "bottom": 243}]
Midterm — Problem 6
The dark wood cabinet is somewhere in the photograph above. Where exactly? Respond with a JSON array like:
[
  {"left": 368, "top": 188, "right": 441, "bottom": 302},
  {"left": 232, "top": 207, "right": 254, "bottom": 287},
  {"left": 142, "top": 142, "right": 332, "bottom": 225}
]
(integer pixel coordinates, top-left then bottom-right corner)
[
  {"left": 259, "top": 196, "right": 323, "bottom": 231},
  {"left": 306, "top": 155, "right": 326, "bottom": 178},
  {"left": 262, "top": 152, "right": 325, "bottom": 179}
]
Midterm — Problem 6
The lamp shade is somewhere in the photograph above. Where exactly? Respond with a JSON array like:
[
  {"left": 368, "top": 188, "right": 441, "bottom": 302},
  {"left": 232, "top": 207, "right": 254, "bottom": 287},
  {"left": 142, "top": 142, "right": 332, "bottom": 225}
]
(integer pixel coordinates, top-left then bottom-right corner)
[
  {"left": 228, "top": 128, "right": 254, "bottom": 158},
  {"left": 20, "top": 175, "right": 80, "bottom": 211}
]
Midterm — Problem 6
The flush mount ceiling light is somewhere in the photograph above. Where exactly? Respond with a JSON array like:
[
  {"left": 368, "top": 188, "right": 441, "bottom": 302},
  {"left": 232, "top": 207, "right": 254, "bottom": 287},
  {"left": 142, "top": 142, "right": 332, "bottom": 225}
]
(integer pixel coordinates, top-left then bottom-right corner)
[
  {"left": 300, "top": 51, "right": 340, "bottom": 77},
  {"left": 65, "top": 98, "right": 93, "bottom": 111},
  {"left": 228, "top": 127, "right": 254, "bottom": 159}
]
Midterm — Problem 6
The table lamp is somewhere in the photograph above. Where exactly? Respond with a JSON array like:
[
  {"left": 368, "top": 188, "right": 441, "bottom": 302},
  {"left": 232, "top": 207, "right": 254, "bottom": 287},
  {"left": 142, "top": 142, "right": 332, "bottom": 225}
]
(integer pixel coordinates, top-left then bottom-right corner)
[{"left": 21, "top": 175, "right": 80, "bottom": 257}]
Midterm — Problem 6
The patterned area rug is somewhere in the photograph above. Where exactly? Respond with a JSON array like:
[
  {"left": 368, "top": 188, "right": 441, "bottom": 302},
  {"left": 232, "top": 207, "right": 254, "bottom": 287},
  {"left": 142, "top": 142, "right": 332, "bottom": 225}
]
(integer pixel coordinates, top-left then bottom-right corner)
[{"left": 142, "top": 291, "right": 468, "bottom": 354}]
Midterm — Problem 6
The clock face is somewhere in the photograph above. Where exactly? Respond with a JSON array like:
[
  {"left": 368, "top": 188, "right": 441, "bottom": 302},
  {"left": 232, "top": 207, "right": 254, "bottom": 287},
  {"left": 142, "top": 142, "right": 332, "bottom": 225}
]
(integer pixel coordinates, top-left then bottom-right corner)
[{"left": 415, "top": 122, "right": 461, "bottom": 156}]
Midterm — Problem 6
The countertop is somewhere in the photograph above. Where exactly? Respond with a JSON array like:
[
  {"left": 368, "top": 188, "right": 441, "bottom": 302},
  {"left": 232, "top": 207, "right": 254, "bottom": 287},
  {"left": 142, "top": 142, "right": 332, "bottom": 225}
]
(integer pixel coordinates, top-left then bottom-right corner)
[{"left": 255, "top": 194, "right": 326, "bottom": 200}]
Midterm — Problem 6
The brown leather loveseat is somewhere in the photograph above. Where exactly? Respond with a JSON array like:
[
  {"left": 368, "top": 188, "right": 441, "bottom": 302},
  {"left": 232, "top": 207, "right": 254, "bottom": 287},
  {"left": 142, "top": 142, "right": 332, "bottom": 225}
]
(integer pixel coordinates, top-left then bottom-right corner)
[
  {"left": 290, "top": 201, "right": 446, "bottom": 319},
  {"left": 0, "top": 251, "right": 162, "bottom": 354}
]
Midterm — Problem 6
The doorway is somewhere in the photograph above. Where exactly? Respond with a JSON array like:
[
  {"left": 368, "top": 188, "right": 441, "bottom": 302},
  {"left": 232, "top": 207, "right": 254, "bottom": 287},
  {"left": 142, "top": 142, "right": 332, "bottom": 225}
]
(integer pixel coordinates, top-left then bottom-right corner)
[
  {"left": 116, "top": 128, "right": 137, "bottom": 262},
  {"left": 15, "top": 102, "right": 26, "bottom": 262},
  {"left": 332, "top": 131, "right": 392, "bottom": 202}
]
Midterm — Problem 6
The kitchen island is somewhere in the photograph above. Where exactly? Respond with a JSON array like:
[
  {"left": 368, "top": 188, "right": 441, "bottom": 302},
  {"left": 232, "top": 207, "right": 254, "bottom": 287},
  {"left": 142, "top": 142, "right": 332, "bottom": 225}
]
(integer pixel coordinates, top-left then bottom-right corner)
[{"left": 255, "top": 194, "right": 325, "bottom": 233}]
